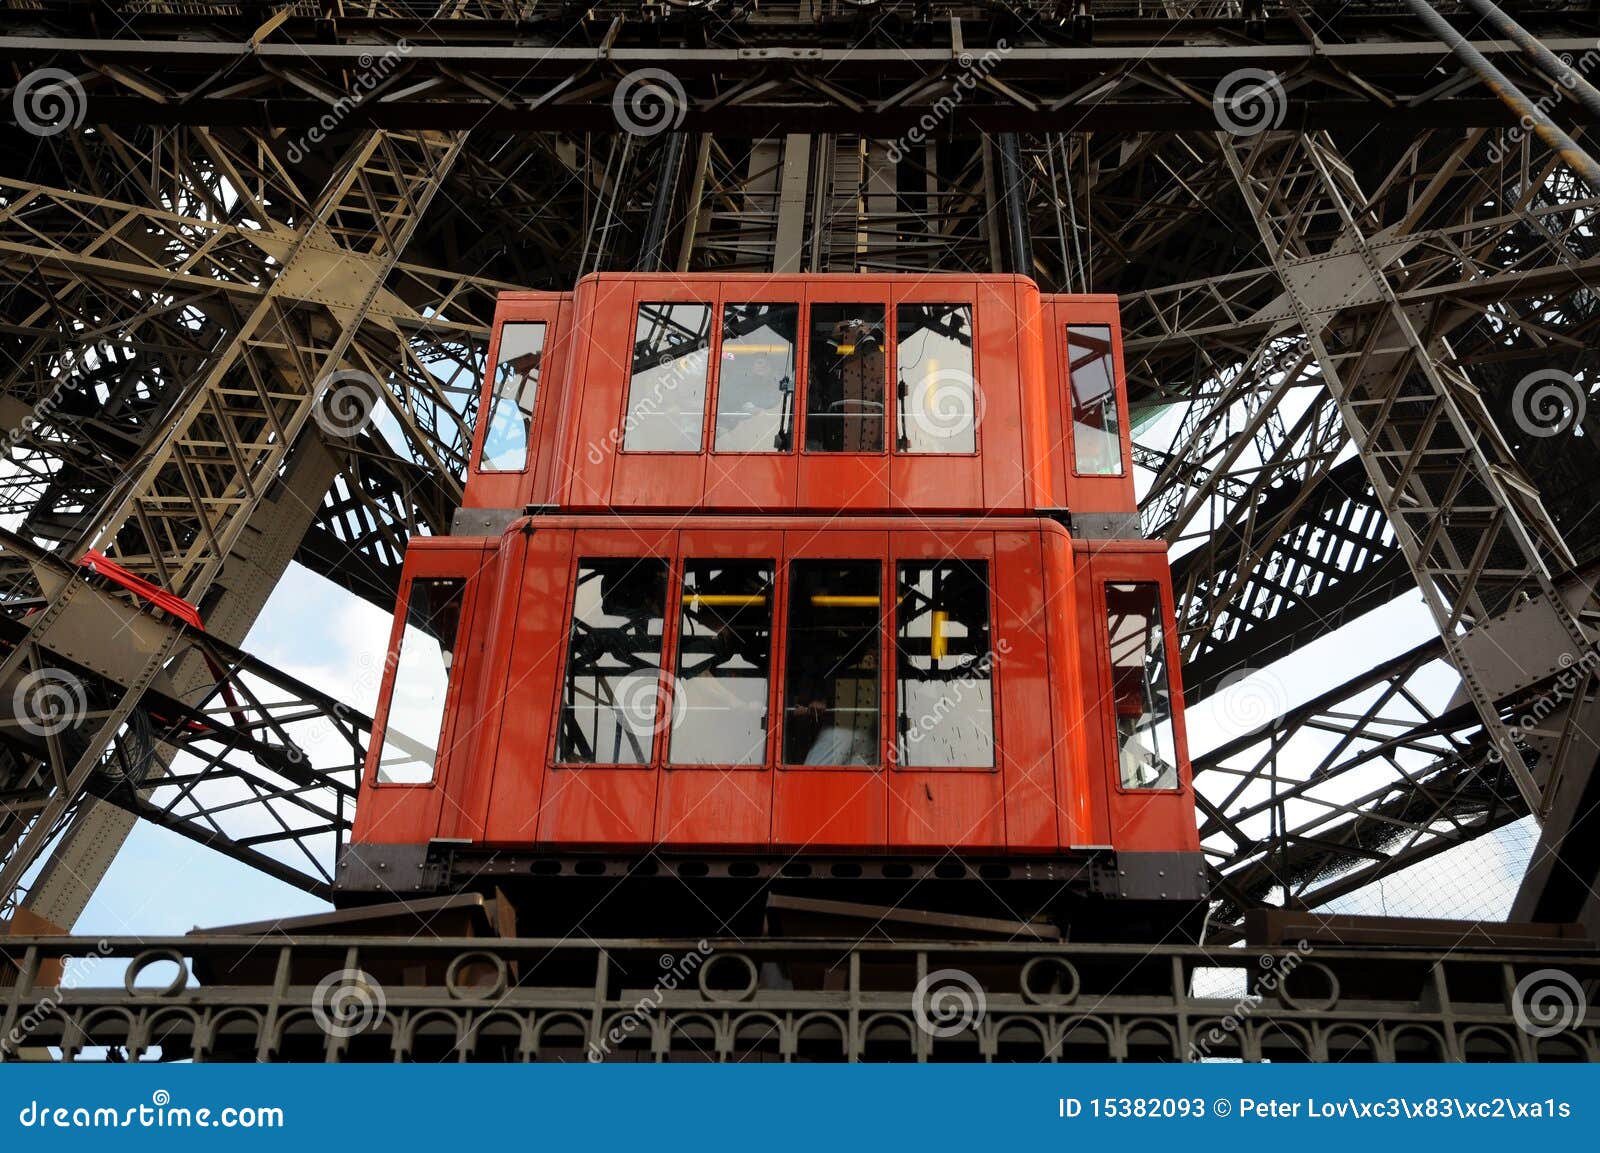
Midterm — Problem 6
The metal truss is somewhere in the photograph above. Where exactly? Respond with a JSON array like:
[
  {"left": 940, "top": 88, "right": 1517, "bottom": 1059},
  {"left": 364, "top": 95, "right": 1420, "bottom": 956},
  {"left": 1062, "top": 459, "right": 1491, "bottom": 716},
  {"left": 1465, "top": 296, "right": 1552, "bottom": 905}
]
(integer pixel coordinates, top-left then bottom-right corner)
[
  {"left": 1219, "top": 127, "right": 1595, "bottom": 817},
  {"left": 1194, "top": 636, "right": 1526, "bottom": 926},
  {"left": 2, "top": 3, "right": 1594, "bottom": 134},
  {"left": 0, "top": 528, "right": 366, "bottom": 906},
  {"left": 2, "top": 933, "right": 1595, "bottom": 1062}
]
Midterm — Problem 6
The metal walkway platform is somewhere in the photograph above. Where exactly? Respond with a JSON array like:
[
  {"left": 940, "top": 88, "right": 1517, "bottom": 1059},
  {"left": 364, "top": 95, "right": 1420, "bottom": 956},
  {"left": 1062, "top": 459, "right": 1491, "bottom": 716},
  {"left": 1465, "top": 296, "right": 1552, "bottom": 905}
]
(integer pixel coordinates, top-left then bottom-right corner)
[{"left": 4, "top": 934, "right": 1595, "bottom": 1063}]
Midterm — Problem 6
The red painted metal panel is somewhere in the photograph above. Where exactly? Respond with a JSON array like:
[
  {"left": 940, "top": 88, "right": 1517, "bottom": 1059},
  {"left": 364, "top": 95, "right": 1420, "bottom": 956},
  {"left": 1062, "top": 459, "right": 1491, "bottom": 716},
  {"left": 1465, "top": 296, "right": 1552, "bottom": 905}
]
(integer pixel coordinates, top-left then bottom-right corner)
[
  {"left": 770, "top": 525, "right": 890, "bottom": 850},
  {"left": 1086, "top": 541, "right": 1201, "bottom": 854},
  {"left": 885, "top": 528, "right": 1004, "bottom": 850},
  {"left": 364, "top": 275, "right": 1201, "bottom": 876},
  {"left": 353, "top": 539, "right": 492, "bottom": 846},
  {"left": 480, "top": 527, "right": 571, "bottom": 845},
  {"left": 653, "top": 525, "right": 782, "bottom": 848}
]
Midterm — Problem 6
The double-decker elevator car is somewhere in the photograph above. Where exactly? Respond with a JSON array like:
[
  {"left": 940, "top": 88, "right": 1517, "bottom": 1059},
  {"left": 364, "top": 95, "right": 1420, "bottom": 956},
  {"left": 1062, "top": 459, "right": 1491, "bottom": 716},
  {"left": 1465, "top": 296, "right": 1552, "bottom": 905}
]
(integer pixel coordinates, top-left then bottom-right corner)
[{"left": 339, "top": 274, "right": 1206, "bottom": 939}]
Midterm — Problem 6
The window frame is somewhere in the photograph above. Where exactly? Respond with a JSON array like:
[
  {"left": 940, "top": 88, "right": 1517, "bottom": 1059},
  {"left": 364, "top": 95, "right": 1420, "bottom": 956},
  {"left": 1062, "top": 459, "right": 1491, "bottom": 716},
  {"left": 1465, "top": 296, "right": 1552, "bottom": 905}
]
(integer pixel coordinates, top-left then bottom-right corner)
[
  {"left": 710, "top": 300, "right": 804, "bottom": 456},
  {"left": 1064, "top": 321, "right": 1129, "bottom": 480},
  {"left": 776, "top": 556, "right": 889, "bottom": 771},
  {"left": 1098, "top": 577, "right": 1185, "bottom": 796},
  {"left": 365, "top": 550, "right": 481, "bottom": 792},
  {"left": 607, "top": 286, "right": 984, "bottom": 462},
  {"left": 547, "top": 538, "right": 1008, "bottom": 774},
  {"left": 888, "top": 557, "right": 1001, "bottom": 773},
  {"left": 475, "top": 318, "right": 549, "bottom": 475},
  {"left": 798, "top": 300, "right": 892, "bottom": 458},
  {"left": 891, "top": 300, "right": 982, "bottom": 459},
  {"left": 663, "top": 555, "right": 781, "bottom": 771},
  {"left": 549, "top": 545, "right": 677, "bottom": 769},
  {"left": 617, "top": 298, "right": 717, "bottom": 456}
]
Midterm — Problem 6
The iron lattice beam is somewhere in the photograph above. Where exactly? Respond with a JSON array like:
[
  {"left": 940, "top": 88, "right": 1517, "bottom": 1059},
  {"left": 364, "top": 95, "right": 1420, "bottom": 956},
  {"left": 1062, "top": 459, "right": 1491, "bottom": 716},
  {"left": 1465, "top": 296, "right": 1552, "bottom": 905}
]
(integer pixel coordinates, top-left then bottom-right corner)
[{"left": 2, "top": 933, "right": 1595, "bottom": 1062}]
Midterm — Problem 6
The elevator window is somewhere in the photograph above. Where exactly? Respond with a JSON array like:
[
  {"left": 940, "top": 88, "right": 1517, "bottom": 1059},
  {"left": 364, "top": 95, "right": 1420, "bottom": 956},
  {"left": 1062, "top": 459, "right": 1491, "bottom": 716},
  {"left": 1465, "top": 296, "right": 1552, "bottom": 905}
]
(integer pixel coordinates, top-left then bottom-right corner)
[
  {"left": 805, "top": 304, "right": 886, "bottom": 452},
  {"left": 557, "top": 559, "right": 671, "bottom": 764},
  {"left": 376, "top": 577, "right": 466, "bottom": 784},
  {"left": 896, "top": 304, "right": 976, "bottom": 454},
  {"left": 1105, "top": 582, "right": 1178, "bottom": 789},
  {"left": 480, "top": 321, "right": 546, "bottom": 472},
  {"left": 715, "top": 304, "right": 799, "bottom": 452},
  {"left": 668, "top": 560, "right": 775, "bottom": 765},
  {"left": 895, "top": 561, "right": 994, "bottom": 767},
  {"left": 1067, "top": 324, "right": 1124, "bottom": 476},
  {"left": 623, "top": 303, "right": 712, "bottom": 452},
  {"left": 782, "top": 561, "right": 883, "bottom": 765}
]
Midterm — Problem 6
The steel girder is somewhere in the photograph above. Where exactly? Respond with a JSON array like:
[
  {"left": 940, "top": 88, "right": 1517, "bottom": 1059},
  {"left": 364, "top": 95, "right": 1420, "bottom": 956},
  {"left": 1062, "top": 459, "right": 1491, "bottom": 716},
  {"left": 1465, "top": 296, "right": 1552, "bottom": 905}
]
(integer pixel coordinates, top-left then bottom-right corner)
[
  {"left": 3, "top": 933, "right": 1596, "bottom": 1062},
  {"left": 2, "top": 5, "right": 1598, "bottom": 134},
  {"left": 0, "top": 527, "right": 366, "bottom": 909},
  {"left": 1217, "top": 128, "right": 1596, "bottom": 820},
  {"left": 0, "top": 124, "right": 473, "bottom": 914}
]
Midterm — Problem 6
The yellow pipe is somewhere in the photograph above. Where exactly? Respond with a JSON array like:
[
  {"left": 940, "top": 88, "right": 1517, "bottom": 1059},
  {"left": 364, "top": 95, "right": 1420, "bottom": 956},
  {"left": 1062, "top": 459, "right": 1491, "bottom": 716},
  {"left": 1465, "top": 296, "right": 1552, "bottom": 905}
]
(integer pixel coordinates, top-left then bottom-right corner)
[
  {"left": 681, "top": 593, "right": 905, "bottom": 609},
  {"left": 930, "top": 610, "right": 948, "bottom": 660},
  {"left": 686, "top": 593, "right": 768, "bottom": 607}
]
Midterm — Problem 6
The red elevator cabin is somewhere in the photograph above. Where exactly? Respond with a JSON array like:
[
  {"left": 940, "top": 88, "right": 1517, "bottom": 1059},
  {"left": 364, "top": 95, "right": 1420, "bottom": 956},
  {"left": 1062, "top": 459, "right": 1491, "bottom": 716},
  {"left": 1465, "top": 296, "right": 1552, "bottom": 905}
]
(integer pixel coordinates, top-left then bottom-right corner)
[{"left": 340, "top": 273, "right": 1205, "bottom": 938}]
